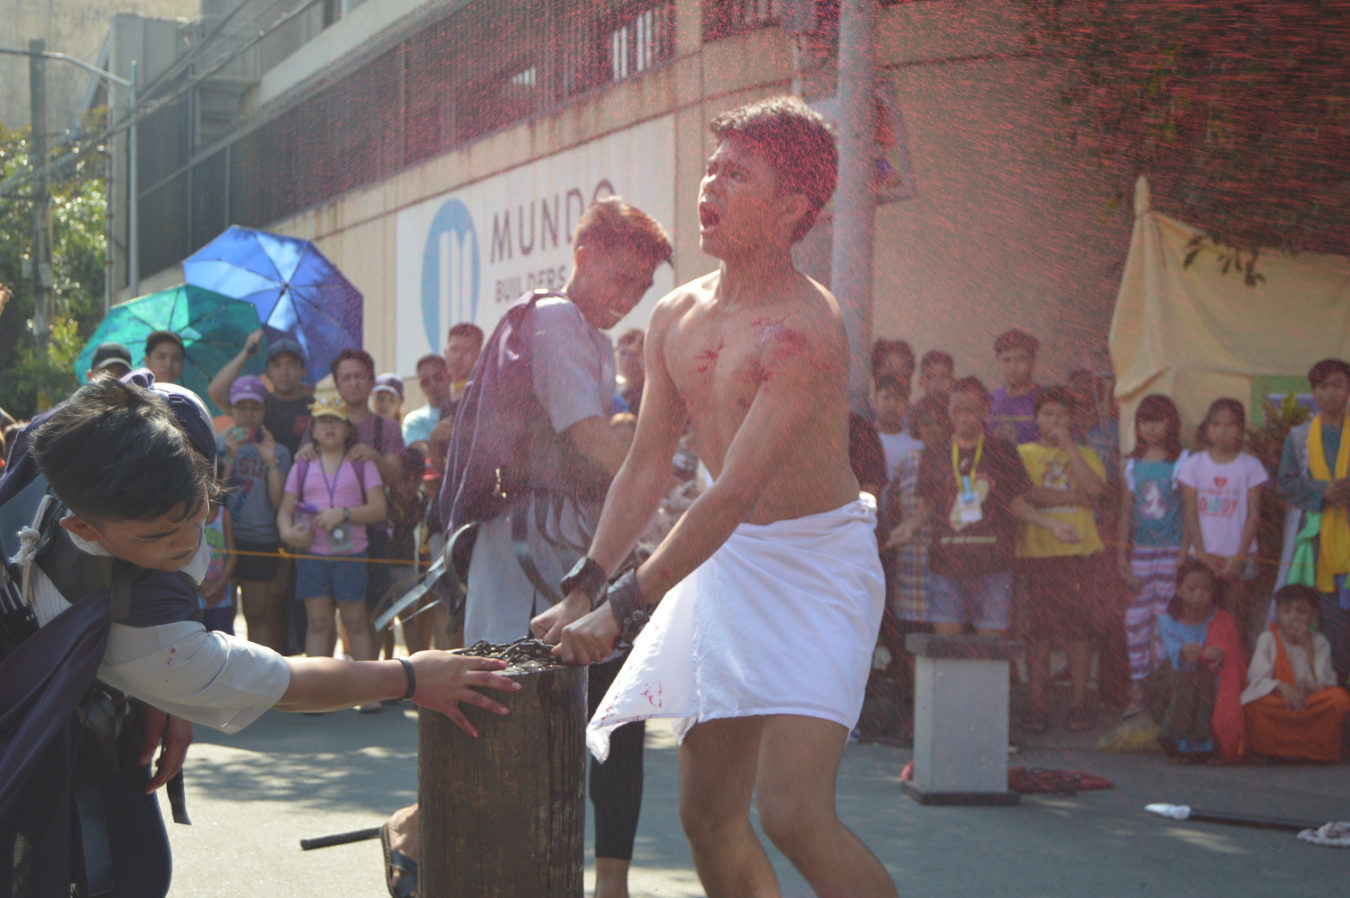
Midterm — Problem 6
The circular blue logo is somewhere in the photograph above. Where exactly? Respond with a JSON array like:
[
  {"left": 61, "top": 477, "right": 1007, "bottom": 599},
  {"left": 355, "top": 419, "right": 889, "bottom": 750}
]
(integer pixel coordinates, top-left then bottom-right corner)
[{"left": 421, "top": 198, "right": 480, "bottom": 351}]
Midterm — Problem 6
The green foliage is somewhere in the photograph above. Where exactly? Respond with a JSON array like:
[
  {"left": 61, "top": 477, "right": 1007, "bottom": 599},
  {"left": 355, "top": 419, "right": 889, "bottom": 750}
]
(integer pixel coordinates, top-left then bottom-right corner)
[
  {"left": 1249, "top": 391, "right": 1313, "bottom": 470},
  {"left": 1020, "top": 0, "right": 1350, "bottom": 259},
  {"left": 2, "top": 316, "right": 82, "bottom": 412},
  {"left": 0, "top": 121, "right": 107, "bottom": 419}
]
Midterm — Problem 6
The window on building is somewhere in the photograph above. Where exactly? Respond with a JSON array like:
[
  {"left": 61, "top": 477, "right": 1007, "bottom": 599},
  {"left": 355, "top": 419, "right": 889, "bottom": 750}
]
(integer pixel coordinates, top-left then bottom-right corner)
[
  {"left": 140, "top": 0, "right": 677, "bottom": 274},
  {"left": 610, "top": 3, "right": 672, "bottom": 81},
  {"left": 565, "top": 0, "right": 675, "bottom": 96},
  {"left": 703, "top": 0, "right": 785, "bottom": 41}
]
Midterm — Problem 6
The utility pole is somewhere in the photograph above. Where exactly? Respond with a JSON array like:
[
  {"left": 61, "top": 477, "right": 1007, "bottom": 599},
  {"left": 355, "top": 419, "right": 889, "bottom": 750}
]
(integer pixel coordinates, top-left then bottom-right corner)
[
  {"left": 29, "top": 38, "right": 54, "bottom": 360},
  {"left": 830, "top": 0, "right": 878, "bottom": 414}
]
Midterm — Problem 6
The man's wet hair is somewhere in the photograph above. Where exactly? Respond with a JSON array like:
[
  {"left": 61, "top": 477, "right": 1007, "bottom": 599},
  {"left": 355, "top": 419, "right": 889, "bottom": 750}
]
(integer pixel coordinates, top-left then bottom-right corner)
[
  {"left": 711, "top": 96, "right": 838, "bottom": 241},
  {"left": 30, "top": 378, "right": 217, "bottom": 523},
  {"left": 573, "top": 196, "right": 673, "bottom": 267}
]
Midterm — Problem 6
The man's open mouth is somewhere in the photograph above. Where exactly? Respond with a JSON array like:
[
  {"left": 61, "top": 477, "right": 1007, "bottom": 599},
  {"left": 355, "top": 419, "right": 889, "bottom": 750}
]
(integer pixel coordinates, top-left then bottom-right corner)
[{"left": 699, "top": 204, "right": 721, "bottom": 232}]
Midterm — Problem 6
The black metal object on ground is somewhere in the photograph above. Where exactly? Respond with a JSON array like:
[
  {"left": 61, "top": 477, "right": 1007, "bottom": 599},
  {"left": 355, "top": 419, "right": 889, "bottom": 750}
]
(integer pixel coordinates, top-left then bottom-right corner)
[{"left": 299, "top": 826, "right": 382, "bottom": 850}]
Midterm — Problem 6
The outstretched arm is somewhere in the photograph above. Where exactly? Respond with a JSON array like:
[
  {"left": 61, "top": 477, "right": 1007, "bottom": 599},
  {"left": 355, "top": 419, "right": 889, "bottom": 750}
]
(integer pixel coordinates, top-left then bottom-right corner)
[{"left": 275, "top": 652, "right": 520, "bottom": 736}]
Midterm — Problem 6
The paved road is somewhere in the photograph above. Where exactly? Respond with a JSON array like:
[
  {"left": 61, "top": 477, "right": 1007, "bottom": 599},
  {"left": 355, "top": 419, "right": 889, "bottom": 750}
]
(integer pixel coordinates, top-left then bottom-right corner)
[{"left": 163, "top": 701, "right": 1349, "bottom": 897}]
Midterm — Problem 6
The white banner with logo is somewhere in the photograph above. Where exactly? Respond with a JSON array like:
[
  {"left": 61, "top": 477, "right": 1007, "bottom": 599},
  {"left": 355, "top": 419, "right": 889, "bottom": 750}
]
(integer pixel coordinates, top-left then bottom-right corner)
[{"left": 395, "top": 115, "right": 677, "bottom": 370}]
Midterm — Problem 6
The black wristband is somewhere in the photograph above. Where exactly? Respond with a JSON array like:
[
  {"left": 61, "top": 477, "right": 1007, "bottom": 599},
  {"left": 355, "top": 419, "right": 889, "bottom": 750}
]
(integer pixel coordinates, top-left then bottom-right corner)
[
  {"left": 398, "top": 657, "right": 416, "bottom": 701},
  {"left": 606, "top": 569, "right": 650, "bottom": 644},
  {"left": 560, "top": 556, "right": 608, "bottom": 609}
]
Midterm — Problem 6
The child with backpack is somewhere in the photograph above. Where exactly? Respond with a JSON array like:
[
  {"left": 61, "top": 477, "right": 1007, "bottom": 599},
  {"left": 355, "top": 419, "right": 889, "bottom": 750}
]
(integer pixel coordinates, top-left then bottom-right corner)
[
  {"left": 1, "top": 375, "right": 518, "bottom": 897},
  {"left": 277, "top": 397, "right": 387, "bottom": 710}
]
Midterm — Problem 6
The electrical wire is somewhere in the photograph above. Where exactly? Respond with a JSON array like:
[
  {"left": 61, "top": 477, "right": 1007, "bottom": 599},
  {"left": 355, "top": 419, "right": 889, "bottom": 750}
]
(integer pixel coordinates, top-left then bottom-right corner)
[{"left": 0, "top": 0, "right": 328, "bottom": 198}]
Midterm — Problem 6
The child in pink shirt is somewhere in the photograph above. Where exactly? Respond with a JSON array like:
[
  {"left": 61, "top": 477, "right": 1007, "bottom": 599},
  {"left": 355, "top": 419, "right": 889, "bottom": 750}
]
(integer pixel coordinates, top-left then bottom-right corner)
[{"left": 278, "top": 398, "right": 387, "bottom": 710}]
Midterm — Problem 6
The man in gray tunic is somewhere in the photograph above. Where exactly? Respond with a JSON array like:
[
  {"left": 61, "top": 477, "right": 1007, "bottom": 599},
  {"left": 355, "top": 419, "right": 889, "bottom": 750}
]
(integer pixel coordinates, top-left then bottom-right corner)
[{"left": 382, "top": 197, "right": 672, "bottom": 898}]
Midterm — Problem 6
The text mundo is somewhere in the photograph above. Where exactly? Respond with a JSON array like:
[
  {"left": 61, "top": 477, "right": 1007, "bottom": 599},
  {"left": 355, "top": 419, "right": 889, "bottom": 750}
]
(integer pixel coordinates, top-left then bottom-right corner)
[{"left": 488, "top": 179, "right": 617, "bottom": 264}]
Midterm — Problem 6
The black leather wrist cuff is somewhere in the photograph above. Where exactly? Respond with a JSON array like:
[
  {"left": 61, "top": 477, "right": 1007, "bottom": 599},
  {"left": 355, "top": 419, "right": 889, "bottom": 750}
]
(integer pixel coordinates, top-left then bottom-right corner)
[
  {"left": 560, "top": 556, "right": 608, "bottom": 609},
  {"left": 398, "top": 657, "right": 416, "bottom": 701},
  {"left": 606, "top": 569, "right": 650, "bottom": 644}
]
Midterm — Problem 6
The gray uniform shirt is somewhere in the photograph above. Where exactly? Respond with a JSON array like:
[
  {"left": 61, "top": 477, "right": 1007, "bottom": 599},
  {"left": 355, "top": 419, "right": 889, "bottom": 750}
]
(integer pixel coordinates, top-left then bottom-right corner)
[{"left": 464, "top": 297, "right": 615, "bottom": 643}]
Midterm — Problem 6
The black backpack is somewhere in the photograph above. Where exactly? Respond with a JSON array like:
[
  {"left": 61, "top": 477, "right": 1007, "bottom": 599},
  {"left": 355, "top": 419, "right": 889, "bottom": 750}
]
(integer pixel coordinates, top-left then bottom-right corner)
[
  {"left": 0, "top": 377, "right": 206, "bottom": 898},
  {"left": 440, "top": 290, "right": 611, "bottom": 533}
]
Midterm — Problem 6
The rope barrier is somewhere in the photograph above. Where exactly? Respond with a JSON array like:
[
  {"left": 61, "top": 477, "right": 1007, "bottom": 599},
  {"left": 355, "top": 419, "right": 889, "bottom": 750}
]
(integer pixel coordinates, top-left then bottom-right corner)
[
  {"left": 225, "top": 546, "right": 427, "bottom": 566},
  {"left": 224, "top": 533, "right": 1295, "bottom": 570}
]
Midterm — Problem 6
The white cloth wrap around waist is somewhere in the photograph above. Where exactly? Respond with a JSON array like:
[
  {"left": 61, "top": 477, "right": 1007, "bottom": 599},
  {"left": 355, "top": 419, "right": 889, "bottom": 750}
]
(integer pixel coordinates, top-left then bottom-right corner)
[{"left": 587, "top": 494, "right": 885, "bottom": 762}]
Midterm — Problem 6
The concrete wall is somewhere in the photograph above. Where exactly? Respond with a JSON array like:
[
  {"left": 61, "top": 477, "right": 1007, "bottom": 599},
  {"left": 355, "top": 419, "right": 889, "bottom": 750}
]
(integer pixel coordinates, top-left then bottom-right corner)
[
  {"left": 165, "top": 2, "right": 798, "bottom": 401},
  {"left": 0, "top": 0, "right": 195, "bottom": 130},
  {"left": 871, "top": 0, "right": 1132, "bottom": 391}
]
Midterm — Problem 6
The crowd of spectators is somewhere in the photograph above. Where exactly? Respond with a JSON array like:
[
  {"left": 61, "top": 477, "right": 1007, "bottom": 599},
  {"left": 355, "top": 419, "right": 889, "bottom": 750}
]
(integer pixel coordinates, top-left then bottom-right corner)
[
  {"left": 859, "top": 329, "right": 1350, "bottom": 763},
  {"left": 2, "top": 307, "right": 1345, "bottom": 763}
]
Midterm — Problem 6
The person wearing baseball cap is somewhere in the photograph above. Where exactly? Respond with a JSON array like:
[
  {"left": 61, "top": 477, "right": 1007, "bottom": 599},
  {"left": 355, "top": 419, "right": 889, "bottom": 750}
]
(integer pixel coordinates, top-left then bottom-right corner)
[
  {"left": 208, "top": 330, "right": 313, "bottom": 457},
  {"left": 371, "top": 373, "right": 405, "bottom": 424},
  {"left": 86, "top": 342, "right": 133, "bottom": 381},
  {"left": 218, "top": 374, "right": 293, "bottom": 654}
]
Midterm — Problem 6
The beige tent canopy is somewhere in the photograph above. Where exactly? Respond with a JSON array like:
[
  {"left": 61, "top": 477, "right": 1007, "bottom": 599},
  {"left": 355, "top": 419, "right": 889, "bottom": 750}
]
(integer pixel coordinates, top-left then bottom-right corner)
[{"left": 1110, "top": 176, "right": 1350, "bottom": 454}]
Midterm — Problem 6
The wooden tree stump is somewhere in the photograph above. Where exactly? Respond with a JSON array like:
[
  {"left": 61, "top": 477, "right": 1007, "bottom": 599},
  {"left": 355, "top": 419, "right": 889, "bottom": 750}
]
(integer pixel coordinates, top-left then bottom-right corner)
[{"left": 418, "top": 643, "right": 587, "bottom": 898}]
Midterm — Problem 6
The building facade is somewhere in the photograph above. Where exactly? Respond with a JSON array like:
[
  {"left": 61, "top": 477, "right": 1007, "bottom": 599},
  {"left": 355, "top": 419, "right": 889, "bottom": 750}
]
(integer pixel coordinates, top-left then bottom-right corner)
[
  {"left": 1, "top": 0, "right": 196, "bottom": 129},
  {"left": 114, "top": 0, "right": 1132, "bottom": 394}
]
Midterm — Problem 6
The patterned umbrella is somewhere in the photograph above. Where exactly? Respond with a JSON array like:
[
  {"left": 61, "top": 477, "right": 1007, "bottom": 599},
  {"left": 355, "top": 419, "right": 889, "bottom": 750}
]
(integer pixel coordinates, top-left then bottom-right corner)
[{"left": 182, "top": 226, "right": 363, "bottom": 385}]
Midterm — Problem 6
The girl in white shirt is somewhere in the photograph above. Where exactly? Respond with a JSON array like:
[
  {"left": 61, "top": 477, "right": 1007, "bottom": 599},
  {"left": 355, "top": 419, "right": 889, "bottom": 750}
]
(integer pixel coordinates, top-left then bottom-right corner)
[{"left": 1179, "top": 398, "right": 1268, "bottom": 648}]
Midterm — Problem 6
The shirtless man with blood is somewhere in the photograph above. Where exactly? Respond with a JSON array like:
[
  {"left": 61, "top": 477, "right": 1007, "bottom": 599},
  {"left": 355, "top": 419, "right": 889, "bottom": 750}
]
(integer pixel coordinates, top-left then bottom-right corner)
[{"left": 533, "top": 96, "right": 897, "bottom": 898}]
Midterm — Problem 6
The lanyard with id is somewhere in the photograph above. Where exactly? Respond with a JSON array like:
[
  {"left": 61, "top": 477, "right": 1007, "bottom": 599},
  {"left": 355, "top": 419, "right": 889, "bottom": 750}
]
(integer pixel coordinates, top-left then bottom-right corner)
[
  {"left": 320, "top": 458, "right": 355, "bottom": 553},
  {"left": 952, "top": 434, "right": 984, "bottom": 525}
]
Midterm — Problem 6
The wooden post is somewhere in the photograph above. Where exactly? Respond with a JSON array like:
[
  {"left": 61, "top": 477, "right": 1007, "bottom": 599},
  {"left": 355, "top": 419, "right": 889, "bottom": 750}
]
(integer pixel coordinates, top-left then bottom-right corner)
[{"left": 418, "top": 663, "right": 587, "bottom": 897}]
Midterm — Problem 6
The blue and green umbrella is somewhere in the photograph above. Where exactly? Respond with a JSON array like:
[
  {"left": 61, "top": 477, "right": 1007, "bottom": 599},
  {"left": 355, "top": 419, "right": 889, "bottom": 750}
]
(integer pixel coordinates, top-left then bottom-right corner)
[{"left": 74, "top": 284, "right": 265, "bottom": 414}]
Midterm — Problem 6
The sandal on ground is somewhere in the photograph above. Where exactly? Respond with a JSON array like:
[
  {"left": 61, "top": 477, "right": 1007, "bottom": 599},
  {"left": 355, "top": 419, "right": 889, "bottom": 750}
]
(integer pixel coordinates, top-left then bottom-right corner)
[
  {"left": 380, "top": 824, "right": 418, "bottom": 898},
  {"left": 1066, "top": 706, "right": 1095, "bottom": 733}
]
